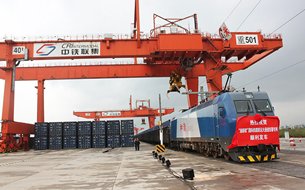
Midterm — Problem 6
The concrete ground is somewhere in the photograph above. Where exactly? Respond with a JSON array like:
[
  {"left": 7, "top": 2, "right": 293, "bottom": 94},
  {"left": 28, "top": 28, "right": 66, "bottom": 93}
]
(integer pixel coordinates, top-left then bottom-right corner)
[{"left": 0, "top": 142, "right": 305, "bottom": 190}]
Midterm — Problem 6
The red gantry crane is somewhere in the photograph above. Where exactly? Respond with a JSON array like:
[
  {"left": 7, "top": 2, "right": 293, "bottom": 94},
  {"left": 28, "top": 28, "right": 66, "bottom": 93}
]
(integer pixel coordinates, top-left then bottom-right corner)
[
  {"left": 0, "top": 0, "right": 283, "bottom": 152},
  {"left": 73, "top": 96, "right": 174, "bottom": 129},
  {"left": 134, "top": 127, "right": 144, "bottom": 135}
]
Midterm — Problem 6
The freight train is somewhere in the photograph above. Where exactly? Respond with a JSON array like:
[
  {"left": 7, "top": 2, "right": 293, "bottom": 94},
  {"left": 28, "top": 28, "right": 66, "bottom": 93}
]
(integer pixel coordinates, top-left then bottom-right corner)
[{"left": 137, "top": 91, "right": 280, "bottom": 163}]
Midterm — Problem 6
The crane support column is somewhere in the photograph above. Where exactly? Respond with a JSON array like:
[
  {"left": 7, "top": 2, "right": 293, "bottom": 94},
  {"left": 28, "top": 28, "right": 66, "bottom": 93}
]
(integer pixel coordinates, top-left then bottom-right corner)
[
  {"left": 36, "top": 79, "right": 45, "bottom": 123},
  {"left": 205, "top": 60, "right": 223, "bottom": 92},
  {"left": 148, "top": 116, "right": 155, "bottom": 128},
  {"left": 206, "top": 72, "right": 222, "bottom": 93},
  {"left": 1, "top": 60, "right": 15, "bottom": 122},
  {"left": 186, "top": 77, "right": 199, "bottom": 108},
  {"left": 0, "top": 60, "right": 16, "bottom": 152}
]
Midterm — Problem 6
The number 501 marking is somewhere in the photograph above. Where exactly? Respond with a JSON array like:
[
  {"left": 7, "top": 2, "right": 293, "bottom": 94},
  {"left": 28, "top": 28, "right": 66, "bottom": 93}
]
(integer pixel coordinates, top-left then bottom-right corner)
[
  {"left": 12, "top": 46, "right": 25, "bottom": 55},
  {"left": 236, "top": 35, "right": 259, "bottom": 45}
]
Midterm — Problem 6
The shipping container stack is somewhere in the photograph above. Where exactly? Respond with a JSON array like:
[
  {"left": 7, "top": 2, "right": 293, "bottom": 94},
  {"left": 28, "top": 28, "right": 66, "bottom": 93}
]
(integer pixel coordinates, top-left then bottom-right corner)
[
  {"left": 107, "top": 120, "right": 121, "bottom": 148},
  {"left": 92, "top": 121, "right": 106, "bottom": 148},
  {"left": 78, "top": 121, "right": 92, "bottom": 149},
  {"left": 63, "top": 122, "right": 77, "bottom": 149},
  {"left": 121, "top": 120, "right": 135, "bottom": 147},
  {"left": 34, "top": 123, "right": 48, "bottom": 150},
  {"left": 49, "top": 122, "right": 63, "bottom": 150}
]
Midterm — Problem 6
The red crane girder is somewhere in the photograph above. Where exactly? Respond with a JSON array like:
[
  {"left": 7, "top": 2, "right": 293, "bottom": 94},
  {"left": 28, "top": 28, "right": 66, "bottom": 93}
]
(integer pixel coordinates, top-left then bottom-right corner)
[
  {"left": 0, "top": 33, "right": 282, "bottom": 64},
  {"left": 73, "top": 108, "right": 174, "bottom": 129},
  {"left": 73, "top": 108, "right": 174, "bottom": 119}
]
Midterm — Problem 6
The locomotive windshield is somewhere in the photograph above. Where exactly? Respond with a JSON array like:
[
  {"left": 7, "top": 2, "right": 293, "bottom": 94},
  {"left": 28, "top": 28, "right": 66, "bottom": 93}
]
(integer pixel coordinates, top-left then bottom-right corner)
[
  {"left": 234, "top": 100, "right": 253, "bottom": 113},
  {"left": 253, "top": 100, "right": 272, "bottom": 112}
]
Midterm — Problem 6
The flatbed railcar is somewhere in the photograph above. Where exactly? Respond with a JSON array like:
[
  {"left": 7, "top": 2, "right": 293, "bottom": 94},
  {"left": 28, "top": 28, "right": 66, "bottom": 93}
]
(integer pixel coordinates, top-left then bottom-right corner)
[{"left": 137, "top": 91, "right": 280, "bottom": 163}]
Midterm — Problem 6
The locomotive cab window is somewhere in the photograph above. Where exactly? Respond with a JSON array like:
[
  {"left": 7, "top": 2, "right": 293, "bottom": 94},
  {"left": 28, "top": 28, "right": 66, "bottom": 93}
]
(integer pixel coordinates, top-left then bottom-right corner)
[
  {"left": 234, "top": 100, "right": 253, "bottom": 113},
  {"left": 253, "top": 100, "right": 272, "bottom": 112}
]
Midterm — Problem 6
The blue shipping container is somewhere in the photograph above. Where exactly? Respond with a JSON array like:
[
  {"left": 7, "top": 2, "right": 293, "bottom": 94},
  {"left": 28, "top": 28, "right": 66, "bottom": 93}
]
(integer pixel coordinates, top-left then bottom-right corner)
[
  {"left": 92, "top": 121, "right": 106, "bottom": 135},
  {"left": 78, "top": 121, "right": 92, "bottom": 136},
  {"left": 63, "top": 136, "right": 77, "bottom": 149},
  {"left": 63, "top": 122, "right": 77, "bottom": 136},
  {"left": 78, "top": 135, "right": 91, "bottom": 149},
  {"left": 49, "top": 136, "right": 62, "bottom": 150},
  {"left": 92, "top": 134, "right": 106, "bottom": 148},
  {"left": 34, "top": 123, "right": 48, "bottom": 137},
  {"left": 121, "top": 134, "right": 134, "bottom": 147},
  {"left": 49, "top": 122, "right": 63, "bottom": 137},
  {"left": 34, "top": 137, "right": 48, "bottom": 150}
]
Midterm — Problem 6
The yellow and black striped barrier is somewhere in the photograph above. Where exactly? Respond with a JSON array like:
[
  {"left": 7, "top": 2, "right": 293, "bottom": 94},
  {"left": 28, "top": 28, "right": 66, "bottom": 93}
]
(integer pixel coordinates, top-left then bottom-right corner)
[
  {"left": 238, "top": 154, "right": 276, "bottom": 163},
  {"left": 155, "top": 144, "right": 166, "bottom": 153}
]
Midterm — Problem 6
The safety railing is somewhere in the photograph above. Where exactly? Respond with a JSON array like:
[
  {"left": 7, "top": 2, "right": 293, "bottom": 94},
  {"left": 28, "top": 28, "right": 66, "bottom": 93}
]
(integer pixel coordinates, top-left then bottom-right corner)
[{"left": 1, "top": 33, "right": 151, "bottom": 42}]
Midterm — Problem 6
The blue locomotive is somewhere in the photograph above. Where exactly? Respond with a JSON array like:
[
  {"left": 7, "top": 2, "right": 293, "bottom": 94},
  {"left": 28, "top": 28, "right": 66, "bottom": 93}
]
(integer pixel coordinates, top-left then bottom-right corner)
[{"left": 137, "top": 91, "right": 280, "bottom": 163}]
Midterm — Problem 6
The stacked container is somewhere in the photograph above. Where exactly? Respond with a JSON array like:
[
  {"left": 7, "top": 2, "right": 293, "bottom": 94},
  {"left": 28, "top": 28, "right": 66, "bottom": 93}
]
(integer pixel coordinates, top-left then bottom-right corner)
[
  {"left": 49, "top": 122, "right": 63, "bottom": 150},
  {"left": 34, "top": 119, "right": 135, "bottom": 150},
  {"left": 107, "top": 120, "right": 121, "bottom": 148},
  {"left": 121, "top": 120, "right": 134, "bottom": 147},
  {"left": 63, "top": 122, "right": 77, "bottom": 149},
  {"left": 78, "top": 121, "right": 92, "bottom": 148},
  {"left": 92, "top": 121, "right": 106, "bottom": 148},
  {"left": 34, "top": 123, "right": 48, "bottom": 150}
]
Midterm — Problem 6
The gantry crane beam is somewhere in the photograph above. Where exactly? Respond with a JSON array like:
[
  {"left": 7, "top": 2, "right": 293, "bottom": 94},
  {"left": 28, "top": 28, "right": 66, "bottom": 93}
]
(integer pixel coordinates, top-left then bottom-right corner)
[
  {"left": 0, "top": 33, "right": 282, "bottom": 103},
  {"left": 73, "top": 108, "right": 174, "bottom": 129},
  {"left": 0, "top": 64, "right": 205, "bottom": 81},
  {"left": 0, "top": 33, "right": 283, "bottom": 100},
  {"left": 73, "top": 97, "right": 174, "bottom": 129},
  {"left": 0, "top": 62, "right": 259, "bottom": 81},
  {"left": 74, "top": 108, "right": 174, "bottom": 119},
  {"left": 0, "top": 33, "right": 282, "bottom": 63}
]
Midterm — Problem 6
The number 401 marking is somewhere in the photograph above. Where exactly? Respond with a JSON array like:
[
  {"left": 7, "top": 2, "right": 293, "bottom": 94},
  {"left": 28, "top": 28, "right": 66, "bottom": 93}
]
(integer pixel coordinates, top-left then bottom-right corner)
[{"left": 12, "top": 46, "right": 25, "bottom": 55}]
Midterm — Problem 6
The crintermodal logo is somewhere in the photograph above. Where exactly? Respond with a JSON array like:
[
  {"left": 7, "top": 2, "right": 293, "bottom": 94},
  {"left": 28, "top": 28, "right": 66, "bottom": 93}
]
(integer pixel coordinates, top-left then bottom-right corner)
[{"left": 36, "top": 44, "right": 56, "bottom": 56}]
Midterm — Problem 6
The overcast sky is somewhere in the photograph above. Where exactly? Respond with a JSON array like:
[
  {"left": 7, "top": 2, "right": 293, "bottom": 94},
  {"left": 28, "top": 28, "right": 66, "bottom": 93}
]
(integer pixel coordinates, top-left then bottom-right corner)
[{"left": 0, "top": 0, "right": 305, "bottom": 130}]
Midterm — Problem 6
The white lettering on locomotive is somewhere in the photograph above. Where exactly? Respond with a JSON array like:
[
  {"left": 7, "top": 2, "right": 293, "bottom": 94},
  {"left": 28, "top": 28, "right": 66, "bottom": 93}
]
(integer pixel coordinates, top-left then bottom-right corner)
[{"left": 250, "top": 119, "right": 267, "bottom": 125}]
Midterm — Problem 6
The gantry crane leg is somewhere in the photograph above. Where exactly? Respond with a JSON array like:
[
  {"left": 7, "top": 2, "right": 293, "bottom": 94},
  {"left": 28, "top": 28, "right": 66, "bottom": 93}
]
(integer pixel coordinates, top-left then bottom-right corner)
[
  {"left": 206, "top": 71, "right": 222, "bottom": 93},
  {"left": 186, "top": 77, "right": 199, "bottom": 108},
  {"left": 205, "top": 59, "right": 223, "bottom": 95},
  {"left": 1, "top": 60, "right": 17, "bottom": 152},
  {"left": 148, "top": 116, "right": 156, "bottom": 128},
  {"left": 0, "top": 60, "right": 33, "bottom": 153},
  {"left": 36, "top": 80, "right": 45, "bottom": 123},
  {"left": 2, "top": 60, "right": 15, "bottom": 122}
]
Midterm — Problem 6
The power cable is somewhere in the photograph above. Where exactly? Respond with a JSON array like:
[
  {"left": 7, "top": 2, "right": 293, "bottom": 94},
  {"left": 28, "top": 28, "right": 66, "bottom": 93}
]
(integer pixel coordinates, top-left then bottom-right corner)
[
  {"left": 223, "top": 0, "right": 243, "bottom": 23},
  {"left": 270, "top": 8, "right": 305, "bottom": 34},
  {"left": 238, "top": 58, "right": 305, "bottom": 88},
  {"left": 236, "top": 0, "right": 262, "bottom": 31}
]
